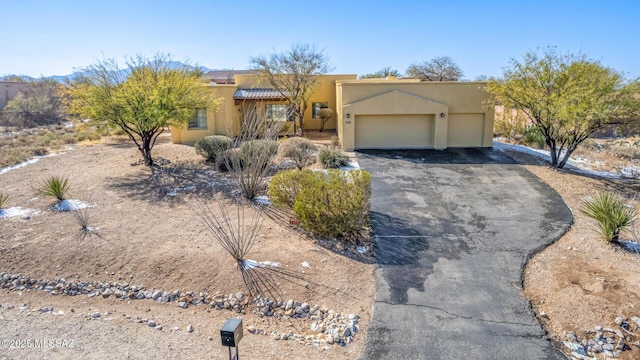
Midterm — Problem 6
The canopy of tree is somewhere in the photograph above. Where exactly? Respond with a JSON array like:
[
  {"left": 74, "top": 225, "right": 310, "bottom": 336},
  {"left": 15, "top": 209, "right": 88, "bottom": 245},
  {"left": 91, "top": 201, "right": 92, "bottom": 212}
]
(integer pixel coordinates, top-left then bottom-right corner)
[
  {"left": 65, "top": 54, "right": 217, "bottom": 166},
  {"left": 487, "top": 47, "right": 638, "bottom": 168},
  {"left": 406, "top": 56, "right": 463, "bottom": 81}
]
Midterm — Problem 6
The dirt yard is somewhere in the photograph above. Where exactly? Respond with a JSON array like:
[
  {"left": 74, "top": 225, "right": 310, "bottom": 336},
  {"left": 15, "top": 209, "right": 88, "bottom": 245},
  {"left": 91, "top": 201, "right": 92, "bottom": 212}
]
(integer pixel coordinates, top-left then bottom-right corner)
[
  {"left": 502, "top": 148, "right": 640, "bottom": 359},
  {"left": 0, "top": 134, "right": 375, "bottom": 359}
]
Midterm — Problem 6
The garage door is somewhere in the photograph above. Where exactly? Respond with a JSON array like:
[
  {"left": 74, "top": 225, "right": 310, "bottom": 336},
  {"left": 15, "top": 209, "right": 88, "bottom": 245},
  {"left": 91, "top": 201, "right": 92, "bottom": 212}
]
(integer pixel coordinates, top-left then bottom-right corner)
[
  {"left": 447, "top": 114, "right": 485, "bottom": 147},
  {"left": 355, "top": 114, "right": 434, "bottom": 149}
]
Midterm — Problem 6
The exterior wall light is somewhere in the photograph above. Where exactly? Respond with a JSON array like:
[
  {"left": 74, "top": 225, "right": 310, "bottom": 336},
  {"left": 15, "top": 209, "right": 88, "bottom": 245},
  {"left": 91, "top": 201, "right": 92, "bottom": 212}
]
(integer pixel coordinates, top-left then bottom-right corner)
[
  {"left": 440, "top": 113, "right": 446, "bottom": 118},
  {"left": 346, "top": 113, "right": 351, "bottom": 118}
]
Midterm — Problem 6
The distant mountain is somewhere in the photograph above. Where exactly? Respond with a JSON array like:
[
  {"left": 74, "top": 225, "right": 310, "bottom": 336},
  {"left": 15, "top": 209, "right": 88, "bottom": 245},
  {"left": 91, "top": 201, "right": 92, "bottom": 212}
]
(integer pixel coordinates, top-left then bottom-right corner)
[{"left": 2, "top": 62, "right": 215, "bottom": 83}]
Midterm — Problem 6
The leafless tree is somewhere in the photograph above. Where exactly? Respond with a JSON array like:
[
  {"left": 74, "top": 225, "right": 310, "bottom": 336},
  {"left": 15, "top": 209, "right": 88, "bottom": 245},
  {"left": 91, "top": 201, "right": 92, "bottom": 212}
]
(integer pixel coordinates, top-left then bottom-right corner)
[
  {"left": 406, "top": 56, "right": 463, "bottom": 81},
  {"left": 250, "top": 43, "right": 331, "bottom": 134},
  {"left": 317, "top": 107, "right": 334, "bottom": 132}
]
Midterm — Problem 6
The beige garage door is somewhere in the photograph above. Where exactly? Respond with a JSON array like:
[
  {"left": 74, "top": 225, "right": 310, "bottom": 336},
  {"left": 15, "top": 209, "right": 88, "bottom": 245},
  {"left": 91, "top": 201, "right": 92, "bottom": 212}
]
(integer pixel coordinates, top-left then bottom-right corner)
[
  {"left": 355, "top": 114, "right": 434, "bottom": 149},
  {"left": 447, "top": 114, "right": 485, "bottom": 147}
]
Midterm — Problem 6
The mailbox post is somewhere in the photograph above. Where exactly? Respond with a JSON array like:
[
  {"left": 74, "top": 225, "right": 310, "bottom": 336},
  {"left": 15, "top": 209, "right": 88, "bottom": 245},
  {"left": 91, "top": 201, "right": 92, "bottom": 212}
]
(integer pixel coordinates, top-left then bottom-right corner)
[{"left": 220, "top": 318, "right": 243, "bottom": 360}]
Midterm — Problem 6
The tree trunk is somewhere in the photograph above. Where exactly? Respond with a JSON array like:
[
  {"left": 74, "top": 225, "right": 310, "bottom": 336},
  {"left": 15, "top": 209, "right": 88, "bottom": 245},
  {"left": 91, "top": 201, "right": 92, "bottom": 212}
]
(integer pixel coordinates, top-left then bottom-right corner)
[
  {"left": 140, "top": 134, "right": 154, "bottom": 166},
  {"left": 548, "top": 143, "right": 559, "bottom": 167},
  {"left": 557, "top": 147, "right": 576, "bottom": 169}
]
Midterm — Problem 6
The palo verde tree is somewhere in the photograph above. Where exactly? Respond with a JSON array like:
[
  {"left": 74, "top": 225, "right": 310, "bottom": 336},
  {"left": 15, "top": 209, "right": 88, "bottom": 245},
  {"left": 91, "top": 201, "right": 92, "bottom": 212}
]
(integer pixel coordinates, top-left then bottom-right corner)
[
  {"left": 406, "top": 56, "right": 463, "bottom": 81},
  {"left": 66, "top": 54, "right": 217, "bottom": 166},
  {"left": 488, "top": 47, "right": 636, "bottom": 168},
  {"left": 250, "top": 43, "right": 331, "bottom": 134}
]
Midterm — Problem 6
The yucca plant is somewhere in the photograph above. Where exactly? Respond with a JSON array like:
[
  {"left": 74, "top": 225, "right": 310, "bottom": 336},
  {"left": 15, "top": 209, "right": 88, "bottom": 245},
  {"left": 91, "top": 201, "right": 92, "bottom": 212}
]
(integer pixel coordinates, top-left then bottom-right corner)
[
  {"left": 581, "top": 192, "right": 636, "bottom": 242},
  {"left": 0, "top": 193, "right": 8, "bottom": 209},
  {"left": 39, "top": 176, "right": 70, "bottom": 201}
]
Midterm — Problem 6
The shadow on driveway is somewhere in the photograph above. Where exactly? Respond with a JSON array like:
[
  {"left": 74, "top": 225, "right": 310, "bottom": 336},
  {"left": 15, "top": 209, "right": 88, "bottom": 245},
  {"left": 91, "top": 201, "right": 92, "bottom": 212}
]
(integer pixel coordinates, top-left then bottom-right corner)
[{"left": 360, "top": 148, "right": 573, "bottom": 360}]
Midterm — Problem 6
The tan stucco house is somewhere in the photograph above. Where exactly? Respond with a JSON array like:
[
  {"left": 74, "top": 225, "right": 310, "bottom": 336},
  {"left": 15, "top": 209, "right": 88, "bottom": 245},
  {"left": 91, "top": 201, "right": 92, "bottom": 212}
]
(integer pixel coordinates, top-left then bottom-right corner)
[{"left": 170, "top": 73, "right": 494, "bottom": 151}]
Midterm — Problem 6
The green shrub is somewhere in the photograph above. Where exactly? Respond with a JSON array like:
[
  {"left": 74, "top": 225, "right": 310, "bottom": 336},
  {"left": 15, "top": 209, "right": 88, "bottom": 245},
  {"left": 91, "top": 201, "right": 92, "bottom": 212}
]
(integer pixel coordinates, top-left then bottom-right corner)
[
  {"left": 523, "top": 125, "right": 546, "bottom": 148},
  {"left": 278, "top": 137, "right": 317, "bottom": 169},
  {"left": 240, "top": 139, "right": 279, "bottom": 162},
  {"left": 269, "top": 169, "right": 316, "bottom": 208},
  {"left": 581, "top": 192, "right": 636, "bottom": 242},
  {"left": 215, "top": 149, "right": 243, "bottom": 172},
  {"left": 195, "top": 135, "right": 233, "bottom": 162},
  {"left": 239, "top": 139, "right": 278, "bottom": 173},
  {"left": 318, "top": 148, "right": 349, "bottom": 168},
  {"left": 292, "top": 170, "right": 371, "bottom": 239},
  {"left": 39, "top": 176, "right": 70, "bottom": 201},
  {"left": 0, "top": 193, "right": 8, "bottom": 209}
]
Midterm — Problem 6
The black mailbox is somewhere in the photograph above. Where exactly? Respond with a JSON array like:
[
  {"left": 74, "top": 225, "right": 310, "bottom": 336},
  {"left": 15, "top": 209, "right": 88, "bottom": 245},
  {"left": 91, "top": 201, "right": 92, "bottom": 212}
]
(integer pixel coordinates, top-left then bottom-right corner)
[{"left": 220, "top": 318, "right": 243, "bottom": 347}]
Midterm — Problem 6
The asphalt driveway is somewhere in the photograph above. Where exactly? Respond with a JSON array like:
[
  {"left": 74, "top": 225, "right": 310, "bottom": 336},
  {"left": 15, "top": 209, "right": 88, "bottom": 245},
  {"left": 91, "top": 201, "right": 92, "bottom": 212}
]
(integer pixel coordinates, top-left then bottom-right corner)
[{"left": 358, "top": 148, "right": 573, "bottom": 360}]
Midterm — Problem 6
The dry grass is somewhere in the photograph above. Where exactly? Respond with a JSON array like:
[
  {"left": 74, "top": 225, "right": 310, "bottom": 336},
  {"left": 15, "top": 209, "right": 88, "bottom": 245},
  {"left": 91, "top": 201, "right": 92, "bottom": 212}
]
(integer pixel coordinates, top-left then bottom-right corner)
[{"left": 0, "top": 122, "right": 111, "bottom": 168}]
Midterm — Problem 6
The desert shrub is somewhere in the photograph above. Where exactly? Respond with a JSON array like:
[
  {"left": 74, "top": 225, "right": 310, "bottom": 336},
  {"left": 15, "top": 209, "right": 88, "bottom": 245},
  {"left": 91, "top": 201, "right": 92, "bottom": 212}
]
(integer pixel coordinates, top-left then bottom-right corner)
[
  {"left": 239, "top": 139, "right": 279, "bottom": 175},
  {"left": 268, "top": 169, "right": 315, "bottom": 208},
  {"left": 522, "top": 125, "right": 546, "bottom": 148},
  {"left": 0, "top": 193, "right": 8, "bottom": 209},
  {"left": 32, "top": 147, "right": 48, "bottom": 156},
  {"left": 581, "top": 191, "right": 636, "bottom": 242},
  {"left": 195, "top": 135, "right": 233, "bottom": 162},
  {"left": 215, "top": 149, "right": 243, "bottom": 172},
  {"left": 331, "top": 135, "right": 340, "bottom": 149},
  {"left": 493, "top": 108, "right": 527, "bottom": 139},
  {"left": 318, "top": 148, "right": 349, "bottom": 168},
  {"left": 39, "top": 176, "right": 70, "bottom": 201},
  {"left": 278, "top": 137, "right": 317, "bottom": 169},
  {"left": 610, "top": 145, "right": 640, "bottom": 160},
  {"left": 240, "top": 139, "right": 279, "bottom": 163},
  {"left": 580, "top": 138, "right": 603, "bottom": 152},
  {"left": 292, "top": 170, "right": 371, "bottom": 239}
]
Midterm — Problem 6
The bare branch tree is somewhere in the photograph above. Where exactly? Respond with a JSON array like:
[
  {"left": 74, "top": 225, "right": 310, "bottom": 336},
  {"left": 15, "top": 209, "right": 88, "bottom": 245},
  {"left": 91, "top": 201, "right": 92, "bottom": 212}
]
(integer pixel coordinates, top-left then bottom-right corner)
[
  {"left": 406, "top": 56, "right": 463, "bottom": 81},
  {"left": 250, "top": 43, "right": 331, "bottom": 134}
]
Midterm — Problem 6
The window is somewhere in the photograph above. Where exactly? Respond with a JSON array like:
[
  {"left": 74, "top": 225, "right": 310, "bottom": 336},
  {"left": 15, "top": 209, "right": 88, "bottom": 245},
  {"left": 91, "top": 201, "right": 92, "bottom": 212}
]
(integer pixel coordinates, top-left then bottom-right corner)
[
  {"left": 312, "top": 102, "right": 329, "bottom": 118},
  {"left": 265, "top": 104, "right": 288, "bottom": 121},
  {"left": 188, "top": 109, "right": 207, "bottom": 129}
]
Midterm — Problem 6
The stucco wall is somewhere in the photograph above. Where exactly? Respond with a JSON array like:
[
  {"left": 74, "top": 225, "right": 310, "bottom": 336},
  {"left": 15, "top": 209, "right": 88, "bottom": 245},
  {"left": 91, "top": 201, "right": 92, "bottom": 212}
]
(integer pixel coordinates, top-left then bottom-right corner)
[
  {"left": 170, "top": 85, "right": 236, "bottom": 144},
  {"left": 336, "top": 80, "right": 494, "bottom": 151},
  {"left": 235, "top": 74, "right": 356, "bottom": 130}
]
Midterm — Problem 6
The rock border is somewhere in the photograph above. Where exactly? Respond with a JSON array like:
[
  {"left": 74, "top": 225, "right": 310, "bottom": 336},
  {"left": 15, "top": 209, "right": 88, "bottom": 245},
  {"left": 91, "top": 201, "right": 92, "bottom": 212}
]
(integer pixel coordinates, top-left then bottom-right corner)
[{"left": 0, "top": 272, "right": 360, "bottom": 346}]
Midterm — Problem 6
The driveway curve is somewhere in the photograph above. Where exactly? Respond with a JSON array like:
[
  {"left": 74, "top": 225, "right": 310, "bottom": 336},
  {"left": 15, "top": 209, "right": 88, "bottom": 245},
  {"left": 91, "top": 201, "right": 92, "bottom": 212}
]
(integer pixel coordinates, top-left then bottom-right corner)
[{"left": 358, "top": 148, "right": 573, "bottom": 360}]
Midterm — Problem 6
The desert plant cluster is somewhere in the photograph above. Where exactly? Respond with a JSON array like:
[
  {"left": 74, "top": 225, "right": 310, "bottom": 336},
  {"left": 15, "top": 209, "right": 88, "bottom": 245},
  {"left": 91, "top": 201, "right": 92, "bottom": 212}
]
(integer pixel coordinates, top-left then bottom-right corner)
[
  {"left": 269, "top": 169, "right": 371, "bottom": 239},
  {"left": 581, "top": 191, "right": 637, "bottom": 243}
]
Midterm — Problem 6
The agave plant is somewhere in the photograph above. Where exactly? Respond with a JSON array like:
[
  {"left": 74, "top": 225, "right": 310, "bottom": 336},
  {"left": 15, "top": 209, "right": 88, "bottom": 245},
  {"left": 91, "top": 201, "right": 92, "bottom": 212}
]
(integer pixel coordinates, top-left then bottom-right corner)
[
  {"left": 39, "top": 176, "right": 70, "bottom": 201},
  {"left": 0, "top": 193, "right": 8, "bottom": 209},
  {"left": 581, "top": 192, "right": 636, "bottom": 242}
]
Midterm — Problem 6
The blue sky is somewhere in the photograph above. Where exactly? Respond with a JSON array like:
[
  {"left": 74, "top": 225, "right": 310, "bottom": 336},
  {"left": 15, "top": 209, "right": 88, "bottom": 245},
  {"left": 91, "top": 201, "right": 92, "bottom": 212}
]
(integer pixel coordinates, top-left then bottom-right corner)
[{"left": 2, "top": 0, "right": 639, "bottom": 80}]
